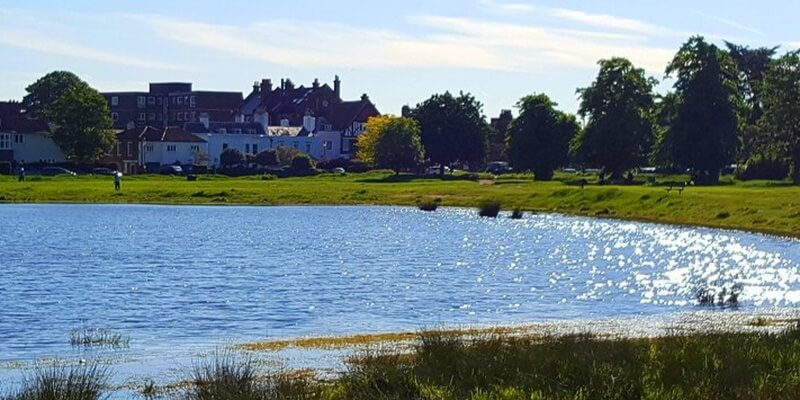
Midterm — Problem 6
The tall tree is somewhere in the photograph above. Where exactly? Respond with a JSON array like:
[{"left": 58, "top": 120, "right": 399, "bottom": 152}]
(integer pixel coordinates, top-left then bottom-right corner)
[
  {"left": 507, "top": 94, "right": 579, "bottom": 180},
  {"left": 358, "top": 115, "right": 425, "bottom": 175},
  {"left": 760, "top": 50, "right": 800, "bottom": 184},
  {"left": 46, "top": 84, "right": 115, "bottom": 162},
  {"left": 409, "top": 91, "right": 489, "bottom": 172},
  {"left": 571, "top": 58, "right": 656, "bottom": 179},
  {"left": 663, "top": 36, "right": 739, "bottom": 183},
  {"left": 23, "top": 71, "right": 89, "bottom": 118}
]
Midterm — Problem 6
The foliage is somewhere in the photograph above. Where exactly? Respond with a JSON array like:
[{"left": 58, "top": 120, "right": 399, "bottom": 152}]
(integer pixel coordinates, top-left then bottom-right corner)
[
  {"left": 738, "top": 153, "right": 789, "bottom": 181},
  {"left": 22, "top": 71, "right": 88, "bottom": 118},
  {"left": 276, "top": 146, "right": 301, "bottom": 166},
  {"left": 220, "top": 148, "right": 245, "bottom": 167},
  {"left": 478, "top": 200, "right": 501, "bottom": 217},
  {"left": 44, "top": 84, "right": 116, "bottom": 162},
  {"left": 661, "top": 36, "right": 740, "bottom": 183},
  {"left": 409, "top": 92, "right": 490, "bottom": 170},
  {"left": 760, "top": 50, "right": 800, "bottom": 184},
  {"left": 359, "top": 116, "right": 425, "bottom": 174},
  {"left": 507, "top": 94, "right": 578, "bottom": 180},
  {"left": 725, "top": 42, "right": 778, "bottom": 125},
  {"left": 572, "top": 58, "right": 657, "bottom": 179},
  {"left": 254, "top": 149, "right": 279, "bottom": 166},
  {"left": 291, "top": 154, "right": 316, "bottom": 171}
]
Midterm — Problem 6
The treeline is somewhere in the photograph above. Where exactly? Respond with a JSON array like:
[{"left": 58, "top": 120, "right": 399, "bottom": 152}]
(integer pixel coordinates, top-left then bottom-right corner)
[{"left": 360, "top": 36, "right": 800, "bottom": 185}]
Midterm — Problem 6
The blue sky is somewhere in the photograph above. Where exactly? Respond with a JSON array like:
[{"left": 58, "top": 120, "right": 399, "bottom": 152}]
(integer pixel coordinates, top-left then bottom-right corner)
[{"left": 1, "top": 0, "right": 797, "bottom": 118}]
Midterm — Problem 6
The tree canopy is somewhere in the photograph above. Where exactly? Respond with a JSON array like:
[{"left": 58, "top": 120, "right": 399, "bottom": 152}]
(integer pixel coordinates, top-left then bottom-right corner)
[
  {"left": 409, "top": 92, "right": 489, "bottom": 171},
  {"left": 254, "top": 149, "right": 279, "bottom": 166},
  {"left": 220, "top": 148, "right": 245, "bottom": 167},
  {"left": 45, "top": 84, "right": 115, "bottom": 162},
  {"left": 661, "top": 36, "right": 739, "bottom": 183},
  {"left": 572, "top": 58, "right": 656, "bottom": 179},
  {"left": 23, "top": 71, "right": 89, "bottom": 118},
  {"left": 760, "top": 50, "right": 800, "bottom": 184},
  {"left": 507, "top": 94, "right": 579, "bottom": 180},
  {"left": 358, "top": 115, "right": 425, "bottom": 174}
]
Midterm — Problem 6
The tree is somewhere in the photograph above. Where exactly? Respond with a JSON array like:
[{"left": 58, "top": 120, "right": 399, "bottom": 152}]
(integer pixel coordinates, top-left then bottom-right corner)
[
  {"left": 409, "top": 92, "right": 489, "bottom": 172},
  {"left": 276, "top": 146, "right": 301, "bottom": 166},
  {"left": 23, "top": 71, "right": 89, "bottom": 118},
  {"left": 255, "top": 149, "right": 279, "bottom": 166},
  {"left": 571, "top": 58, "right": 657, "bottom": 179},
  {"left": 358, "top": 116, "right": 425, "bottom": 174},
  {"left": 45, "top": 84, "right": 115, "bottom": 161},
  {"left": 662, "top": 36, "right": 739, "bottom": 183},
  {"left": 290, "top": 154, "right": 316, "bottom": 171},
  {"left": 220, "top": 148, "right": 244, "bottom": 167},
  {"left": 507, "top": 94, "right": 578, "bottom": 180},
  {"left": 760, "top": 50, "right": 800, "bottom": 184}
]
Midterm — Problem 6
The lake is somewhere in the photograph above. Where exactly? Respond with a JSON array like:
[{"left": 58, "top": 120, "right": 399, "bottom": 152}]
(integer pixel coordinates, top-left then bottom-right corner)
[{"left": 1, "top": 204, "right": 799, "bottom": 387}]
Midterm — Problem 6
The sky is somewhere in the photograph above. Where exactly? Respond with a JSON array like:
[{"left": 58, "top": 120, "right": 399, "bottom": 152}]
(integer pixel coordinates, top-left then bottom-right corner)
[{"left": 1, "top": 0, "right": 798, "bottom": 118}]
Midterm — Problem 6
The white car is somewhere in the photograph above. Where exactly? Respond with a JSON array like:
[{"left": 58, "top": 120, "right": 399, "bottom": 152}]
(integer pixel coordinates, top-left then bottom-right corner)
[{"left": 425, "top": 166, "right": 451, "bottom": 175}]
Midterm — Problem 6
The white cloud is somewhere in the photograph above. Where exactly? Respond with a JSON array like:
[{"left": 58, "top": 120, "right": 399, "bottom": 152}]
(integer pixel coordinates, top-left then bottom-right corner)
[
  {"left": 477, "top": 0, "right": 535, "bottom": 14},
  {"left": 548, "top": 8, "right": 670, "bottom": 36}
]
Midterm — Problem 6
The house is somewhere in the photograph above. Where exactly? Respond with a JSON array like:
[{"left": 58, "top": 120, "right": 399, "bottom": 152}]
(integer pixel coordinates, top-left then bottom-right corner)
[
  {"left": 238, "top": 76, "right": 380, "bottom": 159},
  {"left": 106, "top": 125, "right": 208, "bottom": 172},
  {"left": 0, "top": 112, "right": 66, "bottom": 172},
  {"left": 103, "top": 83, "right": 243, "bottom": 130},
  {"left": 185, "top": 113, "right": 318, "bottom": 167}
]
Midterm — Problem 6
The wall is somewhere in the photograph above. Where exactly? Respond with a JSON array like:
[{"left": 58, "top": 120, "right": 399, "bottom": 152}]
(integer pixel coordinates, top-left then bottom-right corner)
[
  {"left": 4, "top": 133, "right": 67, "bottom": 164},
  {"left": 141, "top": 141, "right": 207, "bottom": 166}
]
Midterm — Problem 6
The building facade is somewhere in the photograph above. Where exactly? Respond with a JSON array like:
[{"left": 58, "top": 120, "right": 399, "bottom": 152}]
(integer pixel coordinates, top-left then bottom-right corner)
[
  {"left": 0, "top": 112, "right": 66, "bottom": 171},
  {"left": 106, "top": 125, "right": 208, "bottom": 172},
  {"left": 103, "top": 83, "right": 243, "bottom": 130}
]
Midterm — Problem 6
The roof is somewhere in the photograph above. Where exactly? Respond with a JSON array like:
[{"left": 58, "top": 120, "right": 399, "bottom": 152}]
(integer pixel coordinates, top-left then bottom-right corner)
[
  {"left": 324, "top": 99, "right": 380, "bottom": 130},
  {"left": 0, "top": 115, "right": 50, "bottom": 134},
  {"left": 117, "top": 125, "right": 206, "bottom": 143},
  {"left": 184, "top": 122, "right": 267, "bottom": 135},
  {"left": 267, "top": 126, "right": 308, "bottom": 137},
  {"left": 0, "top": 101, "right": 23, "bottom": 117}
]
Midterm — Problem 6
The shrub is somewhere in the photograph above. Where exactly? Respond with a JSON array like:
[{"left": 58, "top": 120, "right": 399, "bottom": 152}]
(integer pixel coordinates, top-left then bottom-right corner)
[
  {"left": 254, "top": 149, "right": 279, "bottom": 167},
  {"left": 220, "top": 148, "right": 245, "bottom": 168},
  {"left": 276, "top": 146, "right": 301, "bottom": 166},
  {"left": 738, "top": 154, "right": 789, "bottom": 181},
  {"left": 418, "top": 201, "right": 439, "bottom": 212},
  {"left": 510, "top": 207, "right": 524, "bottom": 219},
  {"left": 291, "top": 154, "right": 316, "bottom": 171},
  {"left": 478, "top": 201, "right": 501, "bottom": 218}
]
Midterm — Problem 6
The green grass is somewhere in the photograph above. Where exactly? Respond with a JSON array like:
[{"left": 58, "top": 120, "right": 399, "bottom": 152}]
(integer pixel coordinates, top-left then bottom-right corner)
[{"left": 1, "top": 171, "right": 799, "bottom": 237}]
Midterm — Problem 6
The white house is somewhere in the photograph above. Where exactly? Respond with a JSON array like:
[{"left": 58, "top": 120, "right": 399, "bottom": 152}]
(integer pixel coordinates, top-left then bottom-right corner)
[
  {"left": 0, "top": 115, "right": 66, "bottom": 168},
  {"left": 111, "top": 125, "right": 208, "bottom": 171}
]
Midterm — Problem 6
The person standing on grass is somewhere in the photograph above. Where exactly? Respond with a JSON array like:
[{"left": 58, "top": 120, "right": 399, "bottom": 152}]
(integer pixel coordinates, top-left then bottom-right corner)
[
  {"left": 17, "top": 166, "right": 25, "bottom": 182},
  {"left": 114, "top": 171, "right": 122, "bottom": 191}
]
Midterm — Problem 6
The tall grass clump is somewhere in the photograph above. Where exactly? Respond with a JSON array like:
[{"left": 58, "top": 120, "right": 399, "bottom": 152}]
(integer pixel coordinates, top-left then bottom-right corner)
[
  {"left": 9, "top": 363, "right": 109, "bottom": 400},
  {"left": 510, "top": 207, "right": 524, "bottom": 219},
  {"left": 478, "top": 201, "right": 501, "bottom": 218},
  {"left": 69, "top": 328, "right": 129, "bottom": 348}
]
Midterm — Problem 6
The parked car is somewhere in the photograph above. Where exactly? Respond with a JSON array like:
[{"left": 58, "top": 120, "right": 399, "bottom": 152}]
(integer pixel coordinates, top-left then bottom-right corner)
[
  {"left": 486, "top": 161, "right": 512, "bottom": 175},
  {"left": 41, "top": 167, "right": 77, "bottom": 176},
  {"left": 92, "top": 167, "right": 115, "bottom": 175},
  {"left": 158, "top": 165, "right": 184, "bottom": 175},
  {"left": 425, "top": 165, "right": 451, "bottom": 175},
  {"left": 332, "top": 167, "right": 346, "bottom": 175}
]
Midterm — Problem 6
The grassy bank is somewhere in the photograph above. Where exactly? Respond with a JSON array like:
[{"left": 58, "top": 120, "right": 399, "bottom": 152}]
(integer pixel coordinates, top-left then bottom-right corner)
[
  {"left": 1, "top": 171, "right": 799, "bottom": 238},
  {"left": 11, "top": 326, "right": 800, "bottom": 400}
]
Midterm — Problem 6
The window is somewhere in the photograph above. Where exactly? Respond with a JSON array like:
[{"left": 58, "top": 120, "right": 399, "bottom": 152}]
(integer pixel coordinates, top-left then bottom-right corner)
[
  {"left": 157, "top": 97, "right": 162, "bottom": 105},
  {"left": 222, "top": 143, "right": 228, "bottom": 150},
  {"left": 15, "top": 135, "right": 24, "bottom": 144},
  {"left": 111, "top": 96, "right": 119, "bottom": 106},
  {"left": 138, "top": 112, "right": 146, "bottom": 121},
  {"left": 293, "top": 141, "right": 299, "bottom": 149},
  {"left": 111, "top": 112, "right": 119, "bottom": 121},
  {"left": 127, "top": 142, "right": 132, "bottom": 156},
  {"left": 145, "top": 145, "right": 154, "bottom": 152},
  {"left": 148, "top": 113, "right": 155, "bottom": 121},
  {"left": 190, "top": 96, "right": 196, "bottom": 108},
  {"left": 190, "top": 145, "right": 200, "bottom": 152},
  {"left": 323, "top": 140, "right": 333, "bottom": 150},
  {"left": 177, "top": 112, "right": 183, "bottom": 121},
  {"left": 233, "top": 129, "right": 242, "bottom": 134},
  {"left": 247, "top": 129, "right": 256, "bottom": 135},
  {"left": 0, "top": 134, "right": 11, "bottom": 149},
  {"left": 252, "top": 144, "right": 258, "bottom": 154},
  {"left": 116, "top": 143, "right": 121, "bottom": 156},
  {"left": 218, "top": 128, "right": 227, "bottom": 134},
  {"left": 305, "top": 143, "right": 311, "bottom": 153},
  {"left": 167, "top": 145, "right": 176, "bottom": 152},
  {"left": 342, "top": 139, "right": 350, "bottom": 153},
  {"left": 148, "top": 96, "right": 155, "bottom": 105},
  {"left": 177, "top": 96, "right": 183, "bottom": 105},
  {"left": 190, "top": 112, "right": 195, "bottom": 121},
  {"left": 245, "top": 144, "right": 250, "bottom": 153},
  {"left": 137, "top": 96, "right": 146, "bottom": 107}
]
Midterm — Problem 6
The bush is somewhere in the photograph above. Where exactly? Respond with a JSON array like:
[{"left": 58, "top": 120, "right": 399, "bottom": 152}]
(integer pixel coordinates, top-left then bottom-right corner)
[
  {"left": 291, "top": 154, "right": 315, "bottom": 171},
  {"left": 478, "top": 201, "right": 501, "bottom": 218},
  {"left": 418, "top": 201, "right": 439, "bottom": 212},
  {"left": 276, "top": 146, "right": 301, "bottom": 166},
  {"left": 738, "top": 155, "right": 789, "bottom": 180},
  {"left": 220, "top": 148, "right": 245, "bottom": 168},
  {"left": 255, "top": 149, "right": 279, "bottom": 167},
  {"left": 510, "top": 207, "right": 524, "bottom": 219}
]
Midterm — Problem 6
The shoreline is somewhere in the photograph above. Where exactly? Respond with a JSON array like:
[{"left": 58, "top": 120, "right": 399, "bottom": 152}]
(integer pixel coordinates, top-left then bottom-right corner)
[{"left": 2, "top": 199, "right": 799, "bottom": 241}]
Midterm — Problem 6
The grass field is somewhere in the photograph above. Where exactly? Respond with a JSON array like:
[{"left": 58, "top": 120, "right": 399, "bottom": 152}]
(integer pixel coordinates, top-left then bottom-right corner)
[{"left": 1, "top": 170, "right": 799, "bottom": 238}]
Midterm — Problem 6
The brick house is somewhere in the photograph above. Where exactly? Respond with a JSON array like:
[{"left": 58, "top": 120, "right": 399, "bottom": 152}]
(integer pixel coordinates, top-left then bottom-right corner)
[{"left": 105, "top": 125, "right": 208, "bottom": 173}]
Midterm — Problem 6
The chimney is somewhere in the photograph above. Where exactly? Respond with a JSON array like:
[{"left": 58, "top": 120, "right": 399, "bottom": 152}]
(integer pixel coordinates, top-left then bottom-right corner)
[
  {"left": 334, "top": 75, "right": 341, "bottom": 99},
  {"left": 361, "top": 93, "right": 369, "bottom": 102},
  {"left": 284, "top": 79, "right": 294, "bottom": 90},
  {"left": 303, "top": 114, "right": 316, "bottom": 132},
  {"left": 260, "top": 79, "right": 272, "bottom": 102},
  {"left": 253, "top": 81, "right": 260, "bottom": 93},
  {"left": 280, "top": 79, "right": 285, "bottom": 90},
  {"left": 401, "top": 105, "right": 411, "bottom": 117},
  {"left": 199, "top": 113, "right": 210, "bottom": 129},
  {"left": 312, "top": 78, "right": 319, "bottom": 88},
  {"left": 254, "top": 109, "right": 269, "bottom": 131}
]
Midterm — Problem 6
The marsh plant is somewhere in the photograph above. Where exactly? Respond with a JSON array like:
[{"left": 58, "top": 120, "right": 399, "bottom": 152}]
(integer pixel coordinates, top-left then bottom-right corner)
[
  {"left": 69, "top": 328, "right": 129, "bottom": 348},
  {"left": 478, "top": 201, "right": 501, "bottom": 218},
  {"left": 6, "top": 363, "right": 110, "bottom": 400},
  {"left": 510, "top": 207, "right": 524, "bottom": 219}
]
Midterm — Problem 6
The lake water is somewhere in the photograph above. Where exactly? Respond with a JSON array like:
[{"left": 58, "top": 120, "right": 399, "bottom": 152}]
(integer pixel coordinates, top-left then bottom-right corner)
[{"left": 1, "top": 204, "right": 799, "bottom": 387}]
